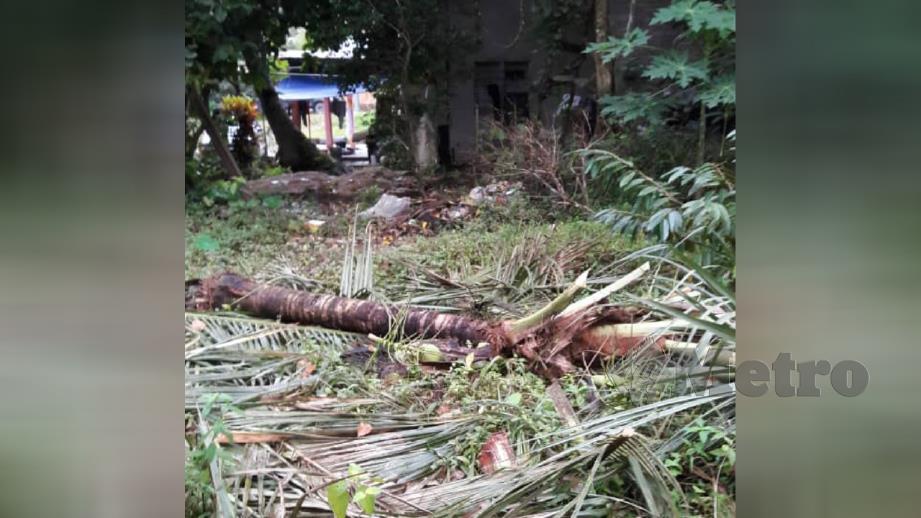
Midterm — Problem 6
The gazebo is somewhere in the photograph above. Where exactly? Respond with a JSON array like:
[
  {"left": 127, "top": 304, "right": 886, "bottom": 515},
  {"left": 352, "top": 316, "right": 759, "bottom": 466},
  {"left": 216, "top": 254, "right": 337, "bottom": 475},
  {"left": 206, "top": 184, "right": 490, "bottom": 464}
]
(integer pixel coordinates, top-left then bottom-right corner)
[{"left": 274, "top": 74, "right": 367, "bottom": 153}]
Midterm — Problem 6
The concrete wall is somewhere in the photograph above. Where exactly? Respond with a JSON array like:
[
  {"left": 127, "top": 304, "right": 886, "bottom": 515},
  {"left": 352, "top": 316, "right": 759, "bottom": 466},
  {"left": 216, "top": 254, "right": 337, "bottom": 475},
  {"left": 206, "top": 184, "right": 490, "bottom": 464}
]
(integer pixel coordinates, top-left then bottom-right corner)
[{"left": 448, "top": 0, "right": 540, "bottom": 164}]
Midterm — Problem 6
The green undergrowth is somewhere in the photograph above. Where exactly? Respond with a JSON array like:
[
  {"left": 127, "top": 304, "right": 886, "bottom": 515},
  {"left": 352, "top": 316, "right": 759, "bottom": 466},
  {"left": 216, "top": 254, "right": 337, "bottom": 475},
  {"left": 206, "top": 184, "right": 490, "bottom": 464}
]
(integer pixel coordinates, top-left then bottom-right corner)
[
  {"left": 186, "top": 201, "right": 293, "bottom": 278},
  {"left": 384, "top": 219, "right": 638, "bottom": 273},
  {"left": 186, "top": 194, "right": 644, "bottom": 299}
]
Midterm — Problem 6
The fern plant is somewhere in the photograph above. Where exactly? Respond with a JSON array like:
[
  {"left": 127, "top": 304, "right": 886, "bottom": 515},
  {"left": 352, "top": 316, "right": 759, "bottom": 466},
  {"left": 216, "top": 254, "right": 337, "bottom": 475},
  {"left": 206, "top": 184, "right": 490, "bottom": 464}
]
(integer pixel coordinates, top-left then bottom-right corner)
[{"left": 584, "top": 134, "right": 735, "bottom": 268}]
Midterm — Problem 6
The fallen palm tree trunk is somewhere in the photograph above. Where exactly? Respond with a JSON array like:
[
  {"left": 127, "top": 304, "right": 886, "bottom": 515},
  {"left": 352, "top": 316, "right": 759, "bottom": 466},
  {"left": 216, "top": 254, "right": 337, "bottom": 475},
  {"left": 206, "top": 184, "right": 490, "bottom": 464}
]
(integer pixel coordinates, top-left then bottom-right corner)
[
  {"left": 187, "top": 265, "right": 668, "bottom": 377},
  {"left": 187, "top": 272, "right": 501, "bottom": 347}
]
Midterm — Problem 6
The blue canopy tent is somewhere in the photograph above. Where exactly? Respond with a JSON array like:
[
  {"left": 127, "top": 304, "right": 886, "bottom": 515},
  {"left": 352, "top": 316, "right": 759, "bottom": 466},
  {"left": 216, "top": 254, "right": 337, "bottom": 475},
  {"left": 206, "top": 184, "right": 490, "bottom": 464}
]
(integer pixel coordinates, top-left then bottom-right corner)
[
  {"left": 272, "top": 74, "right": 367, "bottom": 151},
  {"left": 274, "top": 74, "right": 366, "bottom": 101}
]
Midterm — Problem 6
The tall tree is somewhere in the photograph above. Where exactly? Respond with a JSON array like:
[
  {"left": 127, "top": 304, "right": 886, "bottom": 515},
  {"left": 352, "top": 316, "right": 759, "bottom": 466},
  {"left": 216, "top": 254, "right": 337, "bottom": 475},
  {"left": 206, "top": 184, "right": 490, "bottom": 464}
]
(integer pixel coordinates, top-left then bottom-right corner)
[{"left": 186, "top": 0, "right": 328, "bottom": 172}]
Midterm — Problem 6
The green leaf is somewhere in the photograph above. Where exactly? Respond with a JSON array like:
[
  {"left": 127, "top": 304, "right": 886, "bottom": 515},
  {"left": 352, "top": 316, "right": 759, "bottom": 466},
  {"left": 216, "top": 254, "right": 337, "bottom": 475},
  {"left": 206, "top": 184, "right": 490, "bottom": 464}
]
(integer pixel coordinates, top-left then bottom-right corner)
[
  {"left": 698, "top": 74, "right": 736, "bottom": 108},
  {"left": 326, "top": 480, "right": 349, "bottom": 518},
  {"left": 651, "top": 0, "right": 698, "bottom": 25},
  {"left": 584, "top": 28, "right": 649, "bottom": 62},
  {"left": 348, "top": 463, "right": 364, "bottom": 477},
  {"left": 652, "top": 0, "right": 735, "bottom": 36},
  {"left": 354, "top": 486, "right": 380, "bottom": 514},
  {"left": 193, "top": 233, "right": 220, "bottom": 252},
  {"left": 212, "top": 43, "right": 233, "bottom": 64},
  {"left": 643, "top": 52, "right": 709, "bottom": 88},
  {"left": 262, "top": 195, "right": 283, "bottom": 209},
  {"left": 599, "top": 92, "right": 671, "bottom": 125},
  {"left": 505, "top": 393, "right": 522, "bottom": 406}
]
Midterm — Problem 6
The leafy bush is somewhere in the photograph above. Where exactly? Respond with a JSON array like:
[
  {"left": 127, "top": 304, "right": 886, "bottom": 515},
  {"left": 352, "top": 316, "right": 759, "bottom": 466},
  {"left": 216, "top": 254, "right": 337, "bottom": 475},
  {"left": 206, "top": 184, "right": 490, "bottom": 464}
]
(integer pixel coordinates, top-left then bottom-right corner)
[
  {"left": 185, "top": 394, "right": 239, "bottom": 517},
  {"left": 201, "top": 176, "right": 247, "bottom": 207},
  {"left": 664, "top": 418, "right": 735, "bottom": 517},
  {"left": 587, "top": 0, "right": 735, "bottom": 162}
]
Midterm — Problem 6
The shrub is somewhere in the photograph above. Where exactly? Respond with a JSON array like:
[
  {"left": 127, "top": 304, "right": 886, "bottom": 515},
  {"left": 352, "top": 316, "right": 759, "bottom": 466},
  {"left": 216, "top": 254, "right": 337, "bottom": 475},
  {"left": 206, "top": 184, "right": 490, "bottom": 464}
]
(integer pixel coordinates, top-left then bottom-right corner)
[
  {"left": 584, "top": 131, "right": 735, "bottom": 269},
  {"left": 476, "top": 120, "right": 591, "bottom": 212},
  {"left": 586, "top": 0, "right": 735, "bottom": 163}
]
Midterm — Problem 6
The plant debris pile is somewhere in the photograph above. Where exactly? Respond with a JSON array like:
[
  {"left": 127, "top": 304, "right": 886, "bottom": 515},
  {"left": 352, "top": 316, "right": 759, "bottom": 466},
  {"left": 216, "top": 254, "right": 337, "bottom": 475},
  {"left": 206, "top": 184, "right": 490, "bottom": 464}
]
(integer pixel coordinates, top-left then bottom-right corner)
[{"left": 186, "top": 234, "right": 735, "bottom": 516}]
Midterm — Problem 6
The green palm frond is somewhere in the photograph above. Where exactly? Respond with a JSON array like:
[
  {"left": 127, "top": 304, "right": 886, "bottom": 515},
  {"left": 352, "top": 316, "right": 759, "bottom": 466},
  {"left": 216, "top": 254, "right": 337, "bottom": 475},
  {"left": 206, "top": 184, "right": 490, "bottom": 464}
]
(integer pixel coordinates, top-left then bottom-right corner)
[
  {"left": 340, "top": 219, "right": 375, "bottom": 298},
  {"left": 584, "top": 28, "right": 650, "bottom": 62}
]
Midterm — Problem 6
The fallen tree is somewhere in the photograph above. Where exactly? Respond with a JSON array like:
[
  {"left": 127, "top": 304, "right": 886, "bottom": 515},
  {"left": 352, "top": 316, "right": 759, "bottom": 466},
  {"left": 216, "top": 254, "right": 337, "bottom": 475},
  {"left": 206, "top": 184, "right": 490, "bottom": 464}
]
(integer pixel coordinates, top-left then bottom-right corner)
[{"left": 185, "top": 264, "right": 696, "bottom": 378}]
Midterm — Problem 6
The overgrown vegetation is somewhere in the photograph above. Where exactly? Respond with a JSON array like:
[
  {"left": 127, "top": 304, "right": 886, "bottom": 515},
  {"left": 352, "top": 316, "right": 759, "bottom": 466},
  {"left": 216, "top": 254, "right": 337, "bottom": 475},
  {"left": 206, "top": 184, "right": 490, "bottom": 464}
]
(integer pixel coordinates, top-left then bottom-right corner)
[
  {"left": 585, "top": 133, "right": 735, "bottom": 271},
  {"left": 587, "top": 0, "right": 735, "bottom": 164},
  {"left": 185, "top": 0, "right": 736, "bottom": 515},
  {"left": 184, "top": 188, "right": 736, "bottom": 515}
]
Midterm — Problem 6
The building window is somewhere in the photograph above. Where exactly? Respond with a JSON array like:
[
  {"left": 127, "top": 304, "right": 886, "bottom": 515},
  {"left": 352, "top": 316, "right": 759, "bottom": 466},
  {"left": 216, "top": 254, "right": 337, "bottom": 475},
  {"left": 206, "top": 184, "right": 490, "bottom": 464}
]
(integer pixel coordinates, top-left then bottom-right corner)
[{"left": 475, "top": 61, "right": 530, "bottom": 124}]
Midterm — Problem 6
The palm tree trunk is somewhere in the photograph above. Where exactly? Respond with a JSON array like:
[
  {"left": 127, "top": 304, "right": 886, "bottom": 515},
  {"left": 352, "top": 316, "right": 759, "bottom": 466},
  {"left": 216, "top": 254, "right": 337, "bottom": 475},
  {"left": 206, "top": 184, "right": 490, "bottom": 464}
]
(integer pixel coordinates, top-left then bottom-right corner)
[
  {"left": 186, "top": 273, "right": 656, "bottom": 378},
  {"left": 188, "top": 273, "right": 499, "bottom": 347}
]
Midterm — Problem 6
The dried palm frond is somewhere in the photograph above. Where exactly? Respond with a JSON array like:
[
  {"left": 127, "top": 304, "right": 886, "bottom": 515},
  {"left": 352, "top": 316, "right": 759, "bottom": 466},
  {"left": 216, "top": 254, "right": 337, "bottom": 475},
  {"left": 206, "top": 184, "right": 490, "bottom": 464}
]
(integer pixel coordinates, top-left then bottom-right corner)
[
  {"left": 257, "top": 257, "right": 323, "bottom": 291},
  {"left": 185, "top": 243, "right": 737, "bottom": 517},
  {"left": 386, "top": 392, "right": 728, "bottom": 516},
  {"left": 185, "top": 313, "right": 364, "bottom": 408},
  {"left": 340, "top": 219, "right": 375, "bottom": 298},
  {"left": 186, "top": 313, "right": 362, "bottom": 353}
]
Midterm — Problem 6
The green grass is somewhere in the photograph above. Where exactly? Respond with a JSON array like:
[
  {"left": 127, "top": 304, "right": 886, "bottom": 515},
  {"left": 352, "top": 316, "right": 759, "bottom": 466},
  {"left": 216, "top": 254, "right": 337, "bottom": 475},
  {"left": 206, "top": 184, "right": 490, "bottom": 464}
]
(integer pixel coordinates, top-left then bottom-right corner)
[
  {"left": 185, "top": 190, "right": 640, "bottom": 283},
  {"left": 186, "top": 203, "right": 291, "bottom": 279},
  {"left": 391, "top": 219, "right": 639, "bottom": 268}
]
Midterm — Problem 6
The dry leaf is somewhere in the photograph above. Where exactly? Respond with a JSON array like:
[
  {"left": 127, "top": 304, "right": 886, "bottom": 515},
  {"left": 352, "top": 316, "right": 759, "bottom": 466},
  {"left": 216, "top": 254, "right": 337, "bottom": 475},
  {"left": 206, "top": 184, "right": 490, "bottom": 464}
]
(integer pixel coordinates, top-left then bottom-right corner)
[
  {"left": 297, "top": 359, "right": 316, "bottom": 377},
  {"left": 477, "top": 431, "right": 516, "bottom": 474},
  {"left": 356, "top": 422, "right": 373, "bottom": 437},
  {"left": 294, "top": 397, "right": 337, "bottom": 410},
  {"left": 216, "top": 432, "right": 289, "bottom": 444}
]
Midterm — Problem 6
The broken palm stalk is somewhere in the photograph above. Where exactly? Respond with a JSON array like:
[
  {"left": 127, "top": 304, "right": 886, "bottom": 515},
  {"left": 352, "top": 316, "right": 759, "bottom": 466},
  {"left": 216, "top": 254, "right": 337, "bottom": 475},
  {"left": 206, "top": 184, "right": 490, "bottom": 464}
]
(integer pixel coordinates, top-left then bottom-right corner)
[
  {"left": 664, "top": 340, "right": 735, "bottom": 367},
  {"left": 507, "top": 269, "right": 589, "bottom": 335},
  {"left": 186, "top": 264, "right": 653, "bottom": 378}
]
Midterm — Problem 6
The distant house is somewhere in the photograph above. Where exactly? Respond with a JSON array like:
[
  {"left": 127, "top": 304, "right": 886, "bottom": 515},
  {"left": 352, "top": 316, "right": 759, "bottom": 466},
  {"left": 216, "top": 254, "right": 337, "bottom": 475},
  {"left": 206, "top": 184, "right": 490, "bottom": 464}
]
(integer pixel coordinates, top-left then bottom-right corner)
[{"left": 445, "top": 0, "right": 677, "bottom": 165}]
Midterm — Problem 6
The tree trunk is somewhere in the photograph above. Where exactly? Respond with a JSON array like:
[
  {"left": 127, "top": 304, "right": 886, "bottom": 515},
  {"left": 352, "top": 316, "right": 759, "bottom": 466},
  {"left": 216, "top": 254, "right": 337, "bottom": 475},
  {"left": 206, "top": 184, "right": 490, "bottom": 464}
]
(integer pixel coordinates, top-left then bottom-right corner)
[
  {"left": 245, "top": 56, "right": 327, "bottom": 172},
  {"left": 593, "top": 0, "right": 613, "bottom": 97},
  {"left": 612, "top": 0, "right": 637, "bottom": 95},
  {"left": 187, "top": 273, "right": 655, "bottom": 378},
  {"left": 697, "top": 102, "right": 707, "bottom": 165},
  {"left": 188, "top": 272, "right": 500, "bottom": 345},
  {"left": 189, "top": 86, "right": 242, "bottom": 179}
]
